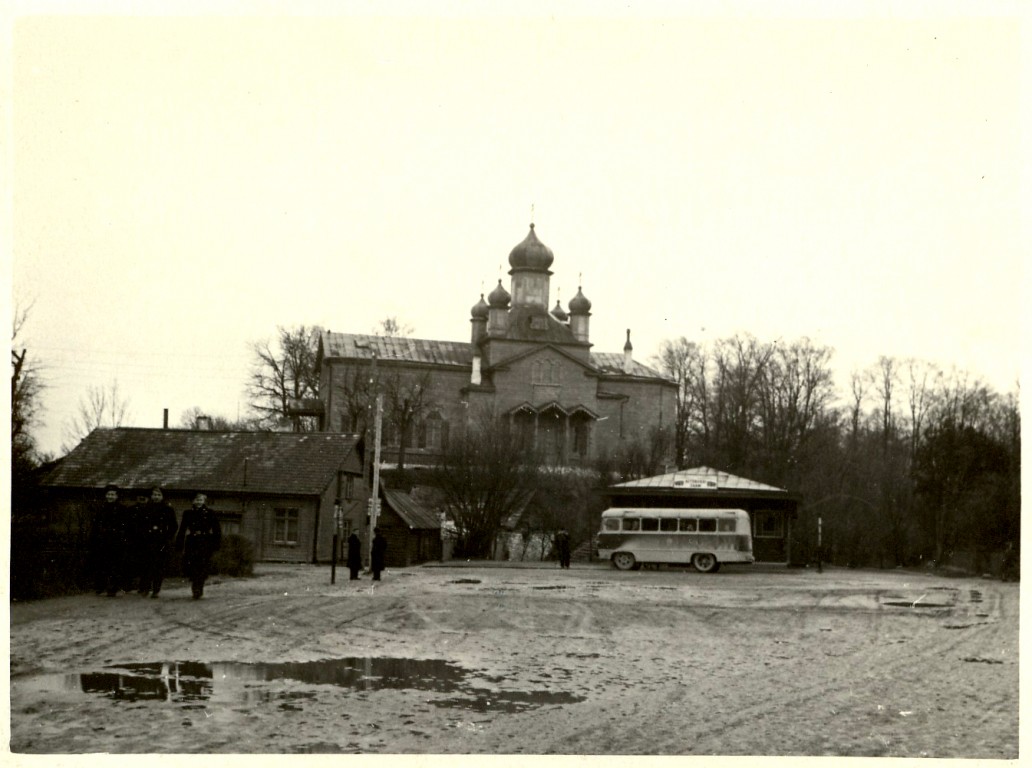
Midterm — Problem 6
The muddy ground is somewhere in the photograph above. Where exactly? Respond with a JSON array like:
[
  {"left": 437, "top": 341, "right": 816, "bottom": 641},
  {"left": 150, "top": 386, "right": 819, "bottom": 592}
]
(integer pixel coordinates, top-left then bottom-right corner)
[{"left": 6, "top": 561, "right": 1019, "bottom": 758}]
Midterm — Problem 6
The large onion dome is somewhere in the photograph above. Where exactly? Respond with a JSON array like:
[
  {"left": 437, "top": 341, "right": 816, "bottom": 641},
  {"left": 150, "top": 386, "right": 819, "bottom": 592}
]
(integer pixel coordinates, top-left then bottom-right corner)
[
  {"left": 488, "top": 279, "right": 511, "bottom": 308},
  {"left": 508, "top": 223, "right": 554, "bottom": 271}
]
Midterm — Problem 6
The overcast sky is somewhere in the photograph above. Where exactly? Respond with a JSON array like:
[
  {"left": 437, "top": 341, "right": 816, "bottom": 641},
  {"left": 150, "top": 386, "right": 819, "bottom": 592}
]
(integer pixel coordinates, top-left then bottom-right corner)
[{"left": 5, "top": 2, "right": 1025, "bottom": 457}]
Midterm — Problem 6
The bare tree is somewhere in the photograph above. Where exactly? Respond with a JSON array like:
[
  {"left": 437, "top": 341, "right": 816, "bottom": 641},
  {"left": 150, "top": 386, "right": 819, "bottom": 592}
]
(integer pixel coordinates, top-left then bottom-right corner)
[
  {"left": 375, "top": 316, "right": 414, "bottom": 338},
  {"left": 381, "top": 369, "right": 435, "bottom": 469},
  {"left": 178, "top": 406, "right": 261, "bottom": 431},
  {"left": 248, "top": 324, "right": 322, "bottom": 430},
  {"left": 62, "top": 379, "right": 133, "bottom": 452},
  {"left": 711, "top": 333, "right": 775, "bottom": 472},
  {"left": 429, "top": 414, "right": 541, "bottom": 559},
  {"left": 12, "top": 299, "right": 44, "bottom": 456},
  {"left": 904, "top": 358, "right": 937, "bottom": 466},
  {"left": 12, "top": 299, "right": 46, "bottom": 468},
  {"left": 653, "top": 337, "right": 706, "bottom": 468}
]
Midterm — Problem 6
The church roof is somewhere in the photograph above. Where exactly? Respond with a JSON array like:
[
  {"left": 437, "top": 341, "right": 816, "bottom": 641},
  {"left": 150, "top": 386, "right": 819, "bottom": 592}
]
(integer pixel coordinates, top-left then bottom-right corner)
[
  {"left": 493, "top": 306, "right": 582, "bottom": 345},
  {"left": 321, "top": 332, "right": 673, "bottom": 382},
  {"left": 591, "top": 352, "right": 669, "bottom": 379},
  {"left": 321, "top": 333, "right": 473, "bottom": 367}
]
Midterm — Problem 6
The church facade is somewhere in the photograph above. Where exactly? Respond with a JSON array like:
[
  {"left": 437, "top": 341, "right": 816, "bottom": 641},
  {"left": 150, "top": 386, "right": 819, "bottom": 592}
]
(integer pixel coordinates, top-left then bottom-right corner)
[{"left": 315, "top": 224, "right": 677, "bottom": 467}]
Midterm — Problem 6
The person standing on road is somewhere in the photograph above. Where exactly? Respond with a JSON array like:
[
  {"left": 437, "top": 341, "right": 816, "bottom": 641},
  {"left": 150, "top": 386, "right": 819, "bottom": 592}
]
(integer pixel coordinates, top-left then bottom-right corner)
[
  {"left": 136, "top": 486, "right": 179, "bottom": 598},
  {"left": 125, "top": 492, "right": 150, "bottom": 593},
  {"left": 347, "top": 532, "right": 362, "bottom": 581},
  {"left": 371, "top": 527, "right": 387, "bottom": 581},
  {"left": 175, "top": 492, "right": 222, "bottom": 599},
  {"left": 555, "top": 527, "right": 572, "bottom": 569},
  {"left": 89, "top": 484, "right": 129, "bottom": 596}
]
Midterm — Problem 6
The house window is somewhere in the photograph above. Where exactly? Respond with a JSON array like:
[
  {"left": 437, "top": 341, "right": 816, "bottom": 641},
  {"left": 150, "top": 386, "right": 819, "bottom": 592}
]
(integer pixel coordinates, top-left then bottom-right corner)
[
  {"left": 344, "top": 475, "right": 354, "bottom": 501},
  {"left": 422, "top": 412, "right": 446, "bottom": 450},
  {"left": 274, "top": 508, "right": 300, "bottom": 545},
  {"left": 533, "top": 359, "right": 560, "bottom": 385},
  {"left": 573, "top": 419, "right": 590, "bottom": 456},
  {"left": 753, "top": 510, "right": 783, "bottom": 538}
]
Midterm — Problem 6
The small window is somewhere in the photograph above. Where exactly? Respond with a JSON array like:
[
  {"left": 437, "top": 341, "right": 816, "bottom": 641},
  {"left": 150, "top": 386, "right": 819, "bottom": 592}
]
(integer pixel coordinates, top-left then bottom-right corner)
[
  {"left": 344, "top": 475, "right": 355, "bottom": 501},
  {"left": 718, "top": 518, "right": 736, "bottom": 532},
  {"left": 679, "top": 518, "right": 698, "bottom": 532},
  {"left": 641, "top": 518, "right": 659, "bottom": 532},
  {"left": 753, "top": 510, "right": 783, "bottom": 538},
  {"left": 603, "top": 518, "right": 620, "bottom": 531},
  {"left": 660, "top": 518, "right": 678, "bottom": 532},
  {"left": 274, "top": 508, "right": 300, "bottom": 545},
  {"left": 623, "top": 518, "right": 641, "bottom": 531},
  {"left": 698, "top": 518, "right": 717, "bottom": 533}
]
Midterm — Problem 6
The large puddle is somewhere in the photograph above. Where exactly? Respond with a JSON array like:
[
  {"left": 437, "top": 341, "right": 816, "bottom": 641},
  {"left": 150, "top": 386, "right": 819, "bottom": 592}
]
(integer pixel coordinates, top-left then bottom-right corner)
[{"left": 15, "top": 658, "right": 584, "bottom": 714}]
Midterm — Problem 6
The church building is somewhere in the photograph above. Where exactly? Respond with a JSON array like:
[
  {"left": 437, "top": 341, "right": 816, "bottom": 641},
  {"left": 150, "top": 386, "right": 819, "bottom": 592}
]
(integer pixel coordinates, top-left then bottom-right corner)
[{"left": 314, "top": 223, "right": 677, "bottom": 467}]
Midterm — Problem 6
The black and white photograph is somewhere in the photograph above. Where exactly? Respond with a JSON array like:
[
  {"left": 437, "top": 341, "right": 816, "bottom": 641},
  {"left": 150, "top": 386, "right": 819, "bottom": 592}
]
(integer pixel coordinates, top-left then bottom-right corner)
[{"left": 5, "top": 0, "right": 1023, "bottom": 760}]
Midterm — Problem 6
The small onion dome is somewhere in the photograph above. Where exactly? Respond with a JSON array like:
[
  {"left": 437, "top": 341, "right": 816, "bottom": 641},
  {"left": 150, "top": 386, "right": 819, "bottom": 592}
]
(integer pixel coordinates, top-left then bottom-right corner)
[
  {"left": 550, "top": 300, "right": 568, "bottom": 322},
  {"left": 508, "top": 223, "right": 554, "bottom": 271},
  {"left": 471, "top": 294, "right": 489, "bottom": 319},
  {"left": 488, "top": 279, "right": 511, "bottom": 308},
  {"left": 569, "top": 286, "right": 592, "bottom": 314}
]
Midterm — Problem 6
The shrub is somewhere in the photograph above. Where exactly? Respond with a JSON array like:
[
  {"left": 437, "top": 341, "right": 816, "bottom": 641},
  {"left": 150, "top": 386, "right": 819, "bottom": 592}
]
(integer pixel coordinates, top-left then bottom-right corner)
[{"left": 211, "top": 534, "right": 255, "bottom": 576}]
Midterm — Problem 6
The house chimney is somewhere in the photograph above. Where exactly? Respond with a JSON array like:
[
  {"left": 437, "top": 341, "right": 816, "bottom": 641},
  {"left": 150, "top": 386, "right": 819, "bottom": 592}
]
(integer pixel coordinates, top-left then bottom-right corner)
[
  {"left": 163, "top": 408, "right": 169, "bottom": 429},
  {"left": 623, "top": 329, "right": 633, "bottom": 373}
]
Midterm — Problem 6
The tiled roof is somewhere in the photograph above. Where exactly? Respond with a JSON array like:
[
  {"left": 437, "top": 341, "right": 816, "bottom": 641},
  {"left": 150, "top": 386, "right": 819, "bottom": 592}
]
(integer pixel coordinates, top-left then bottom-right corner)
[
  {"left": 43, "top": 428, "right": 360, "bottom": 496},
  {"left": 382, "top": 488, "right": 440, "bottom": 530},
  {"left": 590, "top": 352, "right": 672, "bottom": 380},
  {"left": 322, "top": 333, "right": 473, "bottom": 367},
  {"left": 612, "top": 466, "right": 787, "bottom": 493}
]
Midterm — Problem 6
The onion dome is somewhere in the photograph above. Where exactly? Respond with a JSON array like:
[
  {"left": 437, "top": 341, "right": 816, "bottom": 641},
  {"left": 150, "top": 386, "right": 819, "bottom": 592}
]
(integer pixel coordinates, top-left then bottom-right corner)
[
  {"left": 471, "top": 294, "right": 489, "bottom": 319},
  {"left": 508, "top": 223, "right": 554, "bottom": 271},
  {"left": 550, "top": 300, "right": 568, "bottom": 322},
  {"left": 488, "top": 279, "right": 511, "bottom": 308},
  {"left": 569, "top": 285, "right": 591, "bottom": 314}
]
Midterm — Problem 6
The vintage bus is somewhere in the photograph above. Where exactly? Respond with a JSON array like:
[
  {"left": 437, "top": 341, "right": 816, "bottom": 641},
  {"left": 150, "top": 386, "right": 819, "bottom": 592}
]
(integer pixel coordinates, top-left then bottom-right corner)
[{"left": 596, "top": 507, "right": 754, "bottom": 573}]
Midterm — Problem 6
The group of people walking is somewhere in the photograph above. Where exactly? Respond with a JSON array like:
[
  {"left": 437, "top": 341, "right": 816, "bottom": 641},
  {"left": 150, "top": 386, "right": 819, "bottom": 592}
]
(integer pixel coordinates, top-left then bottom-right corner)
[{"left": 89, "top": 485, "right": 222, "bottom": 600}]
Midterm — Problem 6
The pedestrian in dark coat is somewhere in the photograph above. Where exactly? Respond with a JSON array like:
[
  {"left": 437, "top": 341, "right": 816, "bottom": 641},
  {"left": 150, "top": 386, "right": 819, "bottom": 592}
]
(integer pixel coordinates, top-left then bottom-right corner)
[
  {"left": 371, "top": 527, "right": 387, "bottom": 581},
  {"left": 347, "top": 532, "right": 362, "bottom": 580},
  {"left": 175, "top": 492, "right": 222, "bottom": 599},
  {"left": 89, "top": 484, "right": 130, "bottom": 596},
  {"left": 555, "top": 528, "right": 572, "bottom": 569},
  {"left": 125, "top": 492, "right": 150, "bottom": 592},
  {"left": 136, "top": 486, "right": 179, "bottom": 597}
]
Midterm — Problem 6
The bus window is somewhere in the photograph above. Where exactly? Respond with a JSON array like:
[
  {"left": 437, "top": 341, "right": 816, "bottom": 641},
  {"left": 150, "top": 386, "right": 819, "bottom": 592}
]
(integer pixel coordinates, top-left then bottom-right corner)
[
  {"left": 679, "top": 518, "right": 697, "bottom": 532},
  {"left": 660, "top": 518, "right": 678, "bottom": 532},
  {"left": 717, "top": 518, "right": 736, "bottom": 532},
  {"left": 698, "top": 519, "right": 716, "bottom": 533},
  {"left": 641, "top": 518, "right": 659, "bottom": 532},
  {"left": 603, "top": 518, "right": 620, "bottom": 531},
  {"left": 623, "top": 518, "right": 641, "bottom": 531}
]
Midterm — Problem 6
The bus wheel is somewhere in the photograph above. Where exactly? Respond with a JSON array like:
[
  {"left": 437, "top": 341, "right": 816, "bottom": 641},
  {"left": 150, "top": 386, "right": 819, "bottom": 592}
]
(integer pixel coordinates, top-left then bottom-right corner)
[
  {"left": 692, "top": 553, "right": 718, "bottom": 573},
  {"left": 612, "top": 552, "right": 637, "bottom": 571}
]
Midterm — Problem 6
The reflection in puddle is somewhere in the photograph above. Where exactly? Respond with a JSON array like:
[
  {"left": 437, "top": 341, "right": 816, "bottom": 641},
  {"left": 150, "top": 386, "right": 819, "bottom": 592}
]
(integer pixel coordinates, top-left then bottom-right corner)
[{"left": 18, "top": 658, "right": 584, "bottom": 715}]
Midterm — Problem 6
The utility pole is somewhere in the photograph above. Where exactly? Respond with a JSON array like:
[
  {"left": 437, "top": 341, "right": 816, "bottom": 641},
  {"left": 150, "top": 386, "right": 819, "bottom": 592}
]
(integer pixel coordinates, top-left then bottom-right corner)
[
  {"left": 331, "top": 469, "right": 343, "bottom": 584},
  {"left": 368, "top": 393, "right": 383, "bottom": 569},
  {"left": 817, "top": 516, "right": 823, "bottom": 574}
]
